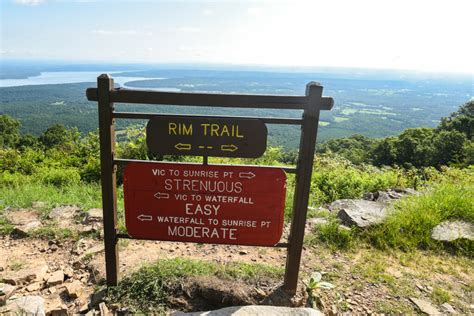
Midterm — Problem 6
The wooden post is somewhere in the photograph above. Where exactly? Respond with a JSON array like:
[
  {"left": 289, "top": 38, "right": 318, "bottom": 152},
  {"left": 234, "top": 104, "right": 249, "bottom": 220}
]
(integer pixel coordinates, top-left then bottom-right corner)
[
  {"left": 97, "top": 74, "right": 119, "bottom": 286},
  {"left": 283, "top": 82, "right": 323, "bottom": 294}
]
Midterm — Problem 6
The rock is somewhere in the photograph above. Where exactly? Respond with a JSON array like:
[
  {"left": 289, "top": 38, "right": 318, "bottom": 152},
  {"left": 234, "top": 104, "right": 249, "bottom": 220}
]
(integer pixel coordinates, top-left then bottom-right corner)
[
  {"left": 79, "top": 303, "right": 90, "bottom": 314},
  {"left": 5, "top": 209, "right": 42, "bottom": 236},
  {"left": 5, "top": 295, "right": 45, "bottom": 315},
  {"left": 74, "top": 238, "right": 97, "bottom": 255},
  {"left": 431, "top": 221, "right": 474, "bottom": 242},
  {"left": 49, "top": 205, "right": 80, "bottom": 225},
  {"left": 79, "top": 244, "right": 105, "bottom": 261},
  {"left": 44, "top": 295, "right": 67, "bottom": 316},
  {"left": 65, "top": 280, "right": 83, "bottom": 299},
  {"left": 2, "top": 262, "right": 48, "bottom": 285},
  {"left": 171, "top": 305, "right": 323, "bottom": 316},
  {"left": 375, "top": 191, "right": 392, "bottom": 203},
  {"left": 0, "top": 283, "right": 16, "bottom": 305},
  {"left": 26, "top": 282, "right": 43, "bottom": 292},
  {"left": 305, "top": 217, "right": 331, "bottom": 234},
  {"left": 99, "top": 302, "right": 112, "bottom": 316},
  {"left": 83, "top": 208, "right": 103, "bottom": 224},
  {"left": 328, "top": 199, "right": 388, "bottom": 228},
  {"left": 393, "top": 187, "right": 420, "bottom": 196},
  {"left": 363, "top": 192, "right": 374, "bottom": 201},
  {"left": 47, "top": 270, "right": 64, "bottom": 286},
  {"left": 306, "top": 218, "right": 329, "bottom": 226},
  {"left": 441, "top": 302, "right": 456, "bottom": 314},
  {"left": 388, "top": 191, "right": 403, "bottom": 199},
  {"left": 409, "top": 297, "right": 440, "bottom": 315},
  {"left": 63, "top": 266, "right": 74, "bottom": 278}
]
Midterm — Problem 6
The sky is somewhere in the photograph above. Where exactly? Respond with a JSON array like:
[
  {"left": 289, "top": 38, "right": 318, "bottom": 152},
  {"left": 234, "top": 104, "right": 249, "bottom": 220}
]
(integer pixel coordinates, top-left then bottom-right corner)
[{"left": 1, "top": 0, "right": 473, "bottom": 74}]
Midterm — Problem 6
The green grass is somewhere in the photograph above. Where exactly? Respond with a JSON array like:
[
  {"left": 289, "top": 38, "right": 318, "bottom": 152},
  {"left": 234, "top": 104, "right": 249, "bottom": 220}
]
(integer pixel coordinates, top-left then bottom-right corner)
[
  {"left": 430, "top": 286, "right": 451, "bottom": 304},
  {"left": 10, "top": 260, "right": 25, "bottom": 271},
  {"left": 0, "top": 178, "right": 105, "bottom": 211},
  {"left": 30, "top": 225, "right": 76, "bottom": 240},
  {"left": 0, "top": 174, "right": 127, "bottom": 234},
  {"left": 306, "top": 217, "right": 355, "bottom": 250},
  {"left": 106, "top": 258, "right": 282, "bottom": 313},
  {"left": 363, "top": 174, "right": 474, "bottom": 254},
  {"left": 0, "top": 216, "right": 14, "bottom": 235}
]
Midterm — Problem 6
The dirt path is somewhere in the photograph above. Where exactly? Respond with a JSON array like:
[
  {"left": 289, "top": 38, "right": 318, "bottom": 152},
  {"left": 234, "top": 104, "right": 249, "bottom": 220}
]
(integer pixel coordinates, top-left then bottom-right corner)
[{"left": 1, "top": 206, "right": 472, "bottom": 315}]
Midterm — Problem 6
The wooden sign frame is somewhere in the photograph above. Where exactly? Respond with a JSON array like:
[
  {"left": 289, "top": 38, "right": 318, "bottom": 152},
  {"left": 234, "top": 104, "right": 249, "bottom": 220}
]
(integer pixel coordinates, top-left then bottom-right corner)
[{"left": 86, "top": 74, "right": 333, "bottom": 295}]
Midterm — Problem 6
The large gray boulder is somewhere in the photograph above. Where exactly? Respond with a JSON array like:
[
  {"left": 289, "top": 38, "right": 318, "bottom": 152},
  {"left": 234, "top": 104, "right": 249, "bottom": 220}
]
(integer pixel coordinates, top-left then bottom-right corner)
[
  {"left": 5, "top": 209, "right": 42, "bottom": 236},
  {"left": 171, "top": 305, "right": 323, "bottom": 316},
  {"left": 328, "top": 199, "right": 388, "bottom": 228},
  {"left": 431, "top": 221, "right": 474, "bottom": 242},
  {"left": 0, "top": 283, "right": 16, "bottom": 305},
  {"left": 409, "top": 297, "right": 440, "bottom": 315},
  {"left": 4, "top": 295, "right": 45, "bottom": 315},
  {"left": 49, "top": 205, "right": 81, "bottom": 225},
  {"left": 2, "top": 262, "right": 49, "bottom": 286}
]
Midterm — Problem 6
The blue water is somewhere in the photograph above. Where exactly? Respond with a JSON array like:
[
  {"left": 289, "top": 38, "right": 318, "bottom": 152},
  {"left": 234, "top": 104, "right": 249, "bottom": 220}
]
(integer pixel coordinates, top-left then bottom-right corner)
[{"left": 0, "top": 71, "right": 164, "bottom": 88}]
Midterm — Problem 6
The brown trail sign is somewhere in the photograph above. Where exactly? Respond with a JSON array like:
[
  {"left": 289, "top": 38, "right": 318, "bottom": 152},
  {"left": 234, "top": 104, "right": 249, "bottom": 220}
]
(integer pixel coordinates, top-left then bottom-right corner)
[
  {"left": 124, "top": 162, "right": 286, "bottom": 246},
  {"left": 146, "top": 116, "right": 267, "bottom": 158},
  {"left": 86, "top": 74, "right": 333, "bottom": 295}
]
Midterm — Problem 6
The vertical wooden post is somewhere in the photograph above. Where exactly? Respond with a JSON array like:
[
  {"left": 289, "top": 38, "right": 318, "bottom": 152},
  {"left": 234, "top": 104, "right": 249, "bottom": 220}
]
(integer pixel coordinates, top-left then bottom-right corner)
[
  {"left": 97, "top": 74, "right": 119, "bottom": 286},
  {"left": 283, "top": 82, "right": 323, "bottom": 294}
]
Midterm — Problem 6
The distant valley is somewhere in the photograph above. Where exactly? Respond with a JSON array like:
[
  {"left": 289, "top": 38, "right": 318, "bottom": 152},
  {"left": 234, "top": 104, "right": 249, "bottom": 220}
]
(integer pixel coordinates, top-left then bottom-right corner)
[{"left": 0, "top": 61, "right": 472, "bottom": 148}]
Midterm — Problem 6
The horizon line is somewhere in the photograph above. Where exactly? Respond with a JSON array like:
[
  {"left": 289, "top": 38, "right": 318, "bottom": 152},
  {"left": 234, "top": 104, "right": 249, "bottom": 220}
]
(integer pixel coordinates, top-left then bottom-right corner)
[{"left": 1, "top": 57, "right": 474, "bottom": 77}]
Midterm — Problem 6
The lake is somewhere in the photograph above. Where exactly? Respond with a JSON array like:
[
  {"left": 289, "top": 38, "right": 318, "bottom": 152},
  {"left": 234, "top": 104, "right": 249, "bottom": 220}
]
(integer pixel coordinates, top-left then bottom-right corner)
[{"left": 0, "top": 71, "right": 164, "bottom": 88}]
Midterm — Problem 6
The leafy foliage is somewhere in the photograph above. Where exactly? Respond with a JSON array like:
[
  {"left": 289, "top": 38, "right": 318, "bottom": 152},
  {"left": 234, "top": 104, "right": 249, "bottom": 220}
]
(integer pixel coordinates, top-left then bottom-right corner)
[
  {"left": 318, "top": 100, "right": 474, "bottom": 168},
  {"left": 0, "top": 114, "right": 21, "bottom": 148}
]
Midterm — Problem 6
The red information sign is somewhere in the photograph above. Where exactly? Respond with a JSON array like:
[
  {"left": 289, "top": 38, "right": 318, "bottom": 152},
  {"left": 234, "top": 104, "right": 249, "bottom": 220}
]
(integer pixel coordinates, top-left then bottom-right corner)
[{"left": 123, "top": 162, "right": 286, "bottom": 246}]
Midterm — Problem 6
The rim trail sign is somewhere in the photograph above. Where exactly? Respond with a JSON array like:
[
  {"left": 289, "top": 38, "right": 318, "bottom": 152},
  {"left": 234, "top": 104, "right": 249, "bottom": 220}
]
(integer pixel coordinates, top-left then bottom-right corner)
[
  {"left": 147, "top": 116, "right": 267, "bottom": 158},
  {"left": 86, "top": 74, "right": 334, "bottom": 295}
]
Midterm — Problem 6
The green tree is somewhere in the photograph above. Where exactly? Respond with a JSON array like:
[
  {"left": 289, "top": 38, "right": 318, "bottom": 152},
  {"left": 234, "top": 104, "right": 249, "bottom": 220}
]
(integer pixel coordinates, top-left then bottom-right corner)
[
  {"left": 438, "top": 100, "right": 473, "bottom": 140},
  {"left": 372, "top": 136, "right": 398, "bottom": 166},
  {"left": 395, "top": 128, "right": 435, "bottom": 168},
  {"left": 0, "top": 115, "right": 21, "bottom": 148},
  {"left": 316, "top": 134, "right": 378, "bottom": 165},
  {"left": 431, "top": 130, "right": 467, "bottom": 166},
  {"left": 17, "top": 133, "right": 39, "bottom": 150},
  {"left": 39, "top": 124, "right": 79, "bottom": 150}
]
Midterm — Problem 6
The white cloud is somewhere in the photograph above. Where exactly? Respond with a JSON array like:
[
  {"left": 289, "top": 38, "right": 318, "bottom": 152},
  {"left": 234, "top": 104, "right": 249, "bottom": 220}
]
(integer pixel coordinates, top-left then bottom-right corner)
[
  {"left": 176, "top": 27, "right": 200, "bottom": 33},
  {"left": 202, "top": 9, "right": 213, "bottom": 15},
  {"left": 247, "top": 7, "right": 261, "bottom": 16},
  {"left": 14, "top": 0, "right": 45, "bottom": 5},
  {"left": 91, "top": 29, "right": 139, "bottom": 36}
]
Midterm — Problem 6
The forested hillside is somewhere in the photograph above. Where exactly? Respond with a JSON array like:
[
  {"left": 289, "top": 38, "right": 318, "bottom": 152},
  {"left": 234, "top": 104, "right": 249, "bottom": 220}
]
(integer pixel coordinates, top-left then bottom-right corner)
[{"left": 1, "top": 67, "right": 471, "bottom": 148}]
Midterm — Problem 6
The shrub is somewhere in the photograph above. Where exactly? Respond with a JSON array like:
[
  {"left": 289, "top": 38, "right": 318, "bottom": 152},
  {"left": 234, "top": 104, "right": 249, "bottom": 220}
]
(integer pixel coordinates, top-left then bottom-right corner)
[
  {"left": 80, "top": 157, "right": 101, "bottom": 183},
  {"left": 0, "top": 172, "right": 31, "bottom": 187},
  {"left": 309, "top": 156, "right": 414, "bottom": 206},
  {"left": 37, "top": 167, "right": 81, "bottom": 186}
]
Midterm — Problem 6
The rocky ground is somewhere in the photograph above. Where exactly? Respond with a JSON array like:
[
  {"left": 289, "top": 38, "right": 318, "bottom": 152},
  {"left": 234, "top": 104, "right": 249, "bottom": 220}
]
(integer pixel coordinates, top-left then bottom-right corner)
[{"left": 1, "top": 190, "right": 473, "bottom": 315}]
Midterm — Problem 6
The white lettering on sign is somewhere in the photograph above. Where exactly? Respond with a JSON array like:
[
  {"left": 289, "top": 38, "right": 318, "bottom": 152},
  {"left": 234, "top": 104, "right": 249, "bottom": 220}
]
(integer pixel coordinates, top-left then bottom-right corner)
[
  {"left": 129, "top": 164, "right": 283, "bottom": 244},
  {"left": 164, "top": 178, "right": 243, "bottom": 193},
  {"left": 185, "top": 203, "right": 220, "bottom": 216},
  {"left": 168, "top": 226, "right": 237, "bottom": 240}
]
